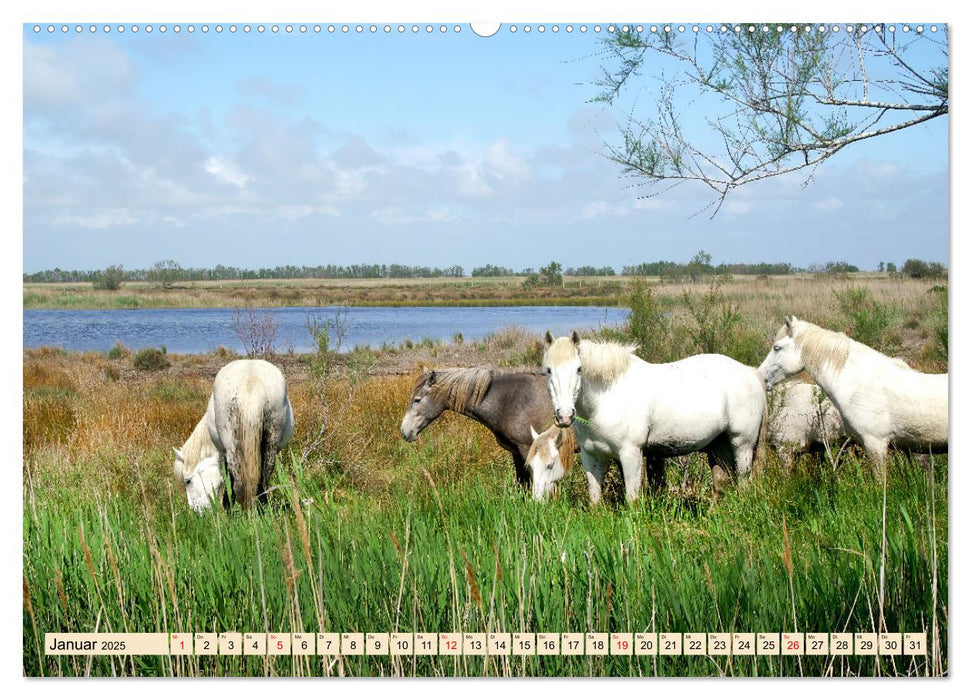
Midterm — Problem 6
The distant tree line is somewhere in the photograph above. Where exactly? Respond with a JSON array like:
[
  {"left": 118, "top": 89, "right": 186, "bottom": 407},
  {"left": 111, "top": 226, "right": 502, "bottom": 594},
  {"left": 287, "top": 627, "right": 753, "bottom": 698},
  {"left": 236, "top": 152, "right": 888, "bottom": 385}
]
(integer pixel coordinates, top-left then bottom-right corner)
[
  {"left": 624, "top": 251, "right": 794, "bottom": 282},
  {"left": 24, "top": 255, "right": 947, "bottom": 287},
  {"left": 470, "top": 264, "right": 616, "bottom": 277},
  {"left": 24, "top": 262, "right": 467, "bottom": 284}
]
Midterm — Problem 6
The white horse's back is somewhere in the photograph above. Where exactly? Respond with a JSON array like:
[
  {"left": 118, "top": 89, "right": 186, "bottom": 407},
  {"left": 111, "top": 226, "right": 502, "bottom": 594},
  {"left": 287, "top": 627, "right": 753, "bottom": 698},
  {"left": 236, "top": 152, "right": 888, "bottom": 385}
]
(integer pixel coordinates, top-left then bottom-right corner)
[
  {"left": 599, "top": 352, "right": 765, "bottom": 457},
  {"left": 207, "top": 359, "right": 294, "bottom": 509},
  {"left": 859, "top": 362, "right": 948, "bottom": 448}
]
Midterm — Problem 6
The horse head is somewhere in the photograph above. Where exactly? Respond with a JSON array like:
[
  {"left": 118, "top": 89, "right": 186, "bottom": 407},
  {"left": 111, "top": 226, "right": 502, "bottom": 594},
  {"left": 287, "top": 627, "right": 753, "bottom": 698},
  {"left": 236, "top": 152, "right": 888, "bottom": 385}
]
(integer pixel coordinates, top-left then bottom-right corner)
[
  {"left": 758, "top": 316, "right": 806, "bottom": 389},
  {"left": 400, "top": 368, "right": 446, "bottom": 442},
  {"left": 178, "top": 452, "right": 224, "bottom": 513},
  {"left": 526, "top": 425, "right": 571, "bottom": 500},
  {"left": 543, "top": 330, "right": 583, "bottom": 428}
]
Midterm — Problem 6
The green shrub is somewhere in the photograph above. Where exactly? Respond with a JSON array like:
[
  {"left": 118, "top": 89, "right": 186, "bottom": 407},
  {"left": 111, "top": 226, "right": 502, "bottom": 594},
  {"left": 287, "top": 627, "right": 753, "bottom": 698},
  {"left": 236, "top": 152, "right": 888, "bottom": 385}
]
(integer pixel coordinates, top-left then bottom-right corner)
[
  {"left": 833, "top": 286, "right": 897, "bottom": 353},
  {"left": 683, "top": 280, "right": 742, "bottom": 356},
  {"left": 626, "top": 279, "right": 673, "bottom": 362},
  {"left": 132, "top": 346, "right": 169, "bottom": 371},
  {"left": 105, "top": 341, "right": 129, "bottom": 360},
  {"left": 91, "top": 265, "right": 126, "bottom": 291}
]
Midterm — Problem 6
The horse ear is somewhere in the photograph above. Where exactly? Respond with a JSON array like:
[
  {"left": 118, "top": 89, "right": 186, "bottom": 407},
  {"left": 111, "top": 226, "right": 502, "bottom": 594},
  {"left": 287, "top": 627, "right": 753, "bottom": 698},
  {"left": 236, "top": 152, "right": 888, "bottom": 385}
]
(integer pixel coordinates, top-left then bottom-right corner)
[
  {"left": 173, "top": 447, "right": 184, "bottom": 461},
  {"left": 784, "top": 317, "right": 794, "bottom": 336},
  {"left": 571, "top": 330, "right": 581, "bottom": 346},
  {"left": 530, "top": 425, "right": 540, "bottom": 441},
  {"left": 544, "top": 330, "right": 554, "bottom": 346},
  {"left": 427, "top": 370, "right": 437, "bottom": 385},
  {"left": 554, "top": 428, "right": 564, "bottom": 447}
]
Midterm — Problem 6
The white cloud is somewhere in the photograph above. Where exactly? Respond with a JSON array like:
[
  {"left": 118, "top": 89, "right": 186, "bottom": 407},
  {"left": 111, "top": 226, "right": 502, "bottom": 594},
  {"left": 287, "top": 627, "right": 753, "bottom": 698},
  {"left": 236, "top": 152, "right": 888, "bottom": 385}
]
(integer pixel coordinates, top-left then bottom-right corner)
[
  {"left": 371, "top": 207, "right": 459, "bottom": 226},
  {"left": 633, "top": 197, "right": 665, "bottom": 210},
  {"left": 276, "top": 205, "right": 341, "bottom": 220},
  {"left": 724, "top": 200, "right": 753, "bottom": 216},
  {"left": 483, "top": 139, "right": 530, "bottom": 184},
  {"left": 204, "top": 157, "right": 251, "bottom": 188},
  {"left": 814, "top": 197, "right": 845, "bottom": 211},
  {"left": 581, "top": 200, "right": 629, "bottom": 219},
  {"left": 52, "top": 209, "right": 138, "bottom": 230}
]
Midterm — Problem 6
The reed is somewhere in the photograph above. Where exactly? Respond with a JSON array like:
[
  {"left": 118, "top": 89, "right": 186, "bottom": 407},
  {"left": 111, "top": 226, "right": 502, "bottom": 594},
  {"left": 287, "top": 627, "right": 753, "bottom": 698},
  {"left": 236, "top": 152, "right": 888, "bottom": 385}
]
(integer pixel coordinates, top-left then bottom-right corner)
[{"left": 23, "top": 451, "right": 947, "bottom": 677}]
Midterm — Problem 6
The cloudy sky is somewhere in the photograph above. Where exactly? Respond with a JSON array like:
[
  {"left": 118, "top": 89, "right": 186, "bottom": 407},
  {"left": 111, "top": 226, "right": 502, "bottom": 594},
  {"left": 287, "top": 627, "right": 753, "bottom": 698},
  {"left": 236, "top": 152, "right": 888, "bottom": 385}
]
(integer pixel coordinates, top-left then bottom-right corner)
[{"left": 23, "top": 22, "right": 949, "bottom": 273}]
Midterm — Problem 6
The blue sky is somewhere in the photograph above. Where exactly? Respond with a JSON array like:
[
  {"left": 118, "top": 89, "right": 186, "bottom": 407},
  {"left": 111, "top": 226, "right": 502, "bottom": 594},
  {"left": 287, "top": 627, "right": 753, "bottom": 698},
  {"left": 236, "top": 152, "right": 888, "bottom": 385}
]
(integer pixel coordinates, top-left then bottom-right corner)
[{"left": 23, "top": 21, "right": 949, "bottom": 273}]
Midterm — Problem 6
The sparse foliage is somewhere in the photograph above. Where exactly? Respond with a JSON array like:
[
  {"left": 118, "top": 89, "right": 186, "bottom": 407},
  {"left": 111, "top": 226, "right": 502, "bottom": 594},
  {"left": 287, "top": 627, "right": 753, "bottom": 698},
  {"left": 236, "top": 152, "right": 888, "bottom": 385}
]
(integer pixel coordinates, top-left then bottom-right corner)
[
  {"left": 539, "top": 261, "right": 564, "bottom": 287},
  {"left": 626, "top": 279, "right": 673, "bottom": 362},
  {"left": 147, "top": 260, "right": 185, "bottom": 289},
  {"left": 233, "top": 308, "right": 279, "bottom": 358},
  {"left": 596, "top": 25, "right": 948, "bottom": 215},
  {"left": 92, "top": 265, "right": 126, "bottom": 291}
]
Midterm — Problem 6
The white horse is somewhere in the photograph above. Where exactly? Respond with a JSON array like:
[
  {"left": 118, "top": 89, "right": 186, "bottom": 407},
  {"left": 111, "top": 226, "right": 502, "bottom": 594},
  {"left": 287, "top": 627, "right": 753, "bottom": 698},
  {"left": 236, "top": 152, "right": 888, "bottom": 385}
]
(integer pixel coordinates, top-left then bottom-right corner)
[
  {"left": 525, "top": 425, "right": 578, "bottom": 501},
  {"left": 205, "top": 359, "right": 294, "bottom": 509},
  {"left": 543, "top": 331, "right": 768, "bottom": 503},
  {"left": 174, "top": 416, "right": 225, "bottom": 513},
  {"left": 758, "top": 317, "right": 947, "bottom": 475},
  {"left": 767, "top": 381, "right": 845, "bottom": 468}
]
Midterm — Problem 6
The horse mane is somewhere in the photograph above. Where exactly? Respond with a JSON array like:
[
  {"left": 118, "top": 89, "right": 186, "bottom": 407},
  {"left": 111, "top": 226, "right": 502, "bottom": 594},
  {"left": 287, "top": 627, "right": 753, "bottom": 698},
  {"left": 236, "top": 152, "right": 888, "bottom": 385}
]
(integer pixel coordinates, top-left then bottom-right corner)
[
  {"left": 558, "top": 427, "right": 577, "bottom": 473},
  {"left": 578, "top": 339, "right": 638, "bottom": 386},
  {"left": 180, "top": 414, "right": 218, "bottom": 470},
  {"left": 791, "top": 320, "right": 896, "bottom": 376},
  {"left": 420, "top": 367, "right": 494, "bottom": 413}
]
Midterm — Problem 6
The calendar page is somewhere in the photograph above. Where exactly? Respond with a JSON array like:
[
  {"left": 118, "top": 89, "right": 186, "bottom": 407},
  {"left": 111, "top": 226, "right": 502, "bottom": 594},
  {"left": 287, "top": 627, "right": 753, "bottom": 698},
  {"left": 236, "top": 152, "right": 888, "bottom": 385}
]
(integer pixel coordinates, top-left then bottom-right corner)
[{"left": 22, "top": 13, "right": 949, "bottom": 679}]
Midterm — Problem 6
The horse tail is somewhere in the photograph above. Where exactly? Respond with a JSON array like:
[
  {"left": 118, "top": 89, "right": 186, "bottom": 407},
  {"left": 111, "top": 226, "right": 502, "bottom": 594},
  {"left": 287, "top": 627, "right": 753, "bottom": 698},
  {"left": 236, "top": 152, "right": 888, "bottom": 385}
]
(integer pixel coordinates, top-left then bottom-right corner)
[{"left": 235, "top": 382, "right": 266, "bottom": 509}]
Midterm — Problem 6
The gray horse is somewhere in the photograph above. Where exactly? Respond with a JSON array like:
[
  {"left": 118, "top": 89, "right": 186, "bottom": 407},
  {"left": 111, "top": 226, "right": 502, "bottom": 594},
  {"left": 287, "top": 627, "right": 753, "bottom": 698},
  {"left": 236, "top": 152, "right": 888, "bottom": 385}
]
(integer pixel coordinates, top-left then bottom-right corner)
[{"left": 400, "top": 367, "right": 553, "bottom": 487}]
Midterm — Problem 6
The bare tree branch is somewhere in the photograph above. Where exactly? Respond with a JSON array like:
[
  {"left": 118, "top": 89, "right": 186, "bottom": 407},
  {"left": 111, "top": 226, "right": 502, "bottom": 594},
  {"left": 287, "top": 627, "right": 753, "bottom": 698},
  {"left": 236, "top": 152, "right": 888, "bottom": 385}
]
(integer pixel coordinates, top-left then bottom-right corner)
[{"left": 597, "top": 26, "right": 948, "bottom": 216}]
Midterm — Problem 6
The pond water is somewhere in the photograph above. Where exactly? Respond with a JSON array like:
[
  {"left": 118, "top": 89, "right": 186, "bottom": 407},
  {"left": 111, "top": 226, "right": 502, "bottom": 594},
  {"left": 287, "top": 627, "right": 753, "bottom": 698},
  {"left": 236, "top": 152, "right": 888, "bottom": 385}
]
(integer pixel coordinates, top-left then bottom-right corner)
[{"left": 23, "top": 306, "right": 629, "bottom": 354}]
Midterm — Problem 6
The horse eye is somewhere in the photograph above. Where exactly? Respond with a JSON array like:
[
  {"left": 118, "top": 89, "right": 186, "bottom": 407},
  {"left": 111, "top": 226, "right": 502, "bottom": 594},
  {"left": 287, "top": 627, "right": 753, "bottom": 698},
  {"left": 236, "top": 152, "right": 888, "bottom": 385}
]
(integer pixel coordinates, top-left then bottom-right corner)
[
  {"left": 184, "top": 478, "right": 191, "bottom": 485},
  {"left": 773, "top": 345, "right": 781, "bottom": 352},
  {"left": 577, "top": 366, "right": 582, "bottom": 374},
  {"left": 413, "top": 397, "right": 421, "bottom": 403},
  {"left": 546, "top": 367, "right": 551, "bottom": 375}
]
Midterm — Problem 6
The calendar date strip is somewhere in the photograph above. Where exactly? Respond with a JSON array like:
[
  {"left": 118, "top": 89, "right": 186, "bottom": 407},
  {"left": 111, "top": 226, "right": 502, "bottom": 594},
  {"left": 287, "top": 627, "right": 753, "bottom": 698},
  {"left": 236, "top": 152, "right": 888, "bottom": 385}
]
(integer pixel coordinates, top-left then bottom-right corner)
[{"left": 45, "top": 631, "right": 927, "bottom": 657}]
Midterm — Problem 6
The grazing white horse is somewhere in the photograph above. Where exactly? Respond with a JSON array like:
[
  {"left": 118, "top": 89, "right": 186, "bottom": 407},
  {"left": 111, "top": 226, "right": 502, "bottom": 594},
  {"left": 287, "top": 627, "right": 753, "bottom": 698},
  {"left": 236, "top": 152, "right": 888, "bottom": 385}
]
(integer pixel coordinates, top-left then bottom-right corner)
[
  {"left": 758, "top": 317, "right": 948, "bottom": 475},
  {"left": 206, "top": 359, "right": 294, "bottom": 509},
  {"left": 525, "top": 425, "right": 578, "bottom": 501},
  {"left": 767, "top": 381, "right": 845, "bottom": 468},
  {"left": 174, "top": 416, "right": 225, "bottom": 513},
  {"left": 543, "top": 331, "right": 768, "bottom": 503}
]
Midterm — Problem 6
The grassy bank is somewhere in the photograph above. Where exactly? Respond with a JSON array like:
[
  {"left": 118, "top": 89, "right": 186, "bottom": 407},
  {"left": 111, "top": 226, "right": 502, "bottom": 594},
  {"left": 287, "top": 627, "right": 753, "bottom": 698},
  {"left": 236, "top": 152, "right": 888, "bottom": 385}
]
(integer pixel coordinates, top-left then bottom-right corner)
[
  {"left": 23, "top": 275, "right": 629, "bottom": 310},
  {"left": 22, "top": 273, "right": 929, "bottom": 311}
]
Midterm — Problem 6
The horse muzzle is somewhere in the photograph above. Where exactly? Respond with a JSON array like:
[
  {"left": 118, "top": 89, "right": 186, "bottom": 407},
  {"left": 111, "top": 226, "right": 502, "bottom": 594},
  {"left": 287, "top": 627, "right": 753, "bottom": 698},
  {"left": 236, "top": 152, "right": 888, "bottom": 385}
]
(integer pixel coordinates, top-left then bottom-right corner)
[{"left": 554, "top": 410, "right": 575, "bottom": 428}]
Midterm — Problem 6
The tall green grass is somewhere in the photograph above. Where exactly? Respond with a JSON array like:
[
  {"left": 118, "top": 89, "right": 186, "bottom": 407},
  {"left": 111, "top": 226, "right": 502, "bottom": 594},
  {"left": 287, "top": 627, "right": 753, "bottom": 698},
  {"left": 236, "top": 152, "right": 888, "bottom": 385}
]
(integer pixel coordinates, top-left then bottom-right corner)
[{"left": 23, "top": 451, "right": 947, "bottom": 677}]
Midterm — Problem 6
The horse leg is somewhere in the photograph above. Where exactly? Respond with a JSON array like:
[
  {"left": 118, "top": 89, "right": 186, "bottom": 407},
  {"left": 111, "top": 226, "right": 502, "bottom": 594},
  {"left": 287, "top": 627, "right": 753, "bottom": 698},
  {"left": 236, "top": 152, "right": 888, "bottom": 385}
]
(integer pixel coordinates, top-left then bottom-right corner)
[
  {"left": 730, "top": 433, "right": 755, "bottom": 486},
  {"left": 257, "top": 446, "right": 276, "bottom": 506},
  {"left": 643, "top": 452, "right": 665, "bottom": 495},
  {"left": 223, "top": 445, "right": 247, "bottom": 507},
  {"left": 221, "top": 454, "right": 234, "bottom": 509},
  {"left": 863, "top": 437, "right": 890, "bottom": 481},
  {"left": 580, "top": 450, "right": 606, "bottom": 505},
  {"left": 512, "top": 452, "right": 531, "bottom": 490},
  {"left": 618, "top": 444, "right": 645, "bottom": 503},
  {"left": 707, "top": 438, "right": 735, "bottom": 502}
]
